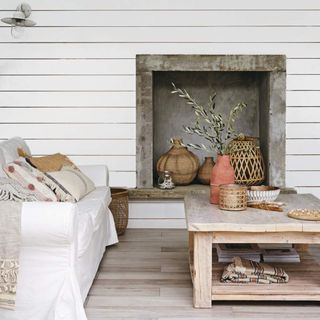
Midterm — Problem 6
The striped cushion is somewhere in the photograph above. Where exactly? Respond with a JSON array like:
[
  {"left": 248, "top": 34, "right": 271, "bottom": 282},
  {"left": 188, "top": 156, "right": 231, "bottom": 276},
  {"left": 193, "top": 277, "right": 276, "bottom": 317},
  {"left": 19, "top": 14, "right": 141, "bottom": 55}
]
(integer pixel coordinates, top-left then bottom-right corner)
[{"left": 46, "top": 166, "right": 95, "bottom": 202}]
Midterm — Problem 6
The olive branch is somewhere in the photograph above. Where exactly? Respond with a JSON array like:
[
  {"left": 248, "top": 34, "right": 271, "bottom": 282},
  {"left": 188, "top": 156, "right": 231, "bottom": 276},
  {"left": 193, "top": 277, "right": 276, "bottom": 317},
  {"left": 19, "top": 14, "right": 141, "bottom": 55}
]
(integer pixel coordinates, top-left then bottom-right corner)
[{"left": 171, "top": 83, "right": 247, "bottom": 155}]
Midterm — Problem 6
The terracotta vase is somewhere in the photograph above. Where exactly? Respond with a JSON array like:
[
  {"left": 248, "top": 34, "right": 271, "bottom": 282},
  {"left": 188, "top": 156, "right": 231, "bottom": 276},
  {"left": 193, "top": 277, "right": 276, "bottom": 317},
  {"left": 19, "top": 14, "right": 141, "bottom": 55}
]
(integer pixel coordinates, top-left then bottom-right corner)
[
  {"left": 157, "top": 138, "right": 200, "bottom": 185},
  {"left": 197, "top": 157, "right": 215, "bottom": 185},
  {"left": 210, "top": 155, "right": 235, "bottom": 204}
]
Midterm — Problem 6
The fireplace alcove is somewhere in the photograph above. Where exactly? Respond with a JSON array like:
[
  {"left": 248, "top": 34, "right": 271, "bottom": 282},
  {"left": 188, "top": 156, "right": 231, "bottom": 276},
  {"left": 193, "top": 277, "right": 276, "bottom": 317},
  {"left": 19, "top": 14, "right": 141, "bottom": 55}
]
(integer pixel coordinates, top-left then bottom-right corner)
[{"left": 134, "top": 55, "right": 286, "bottom": 198}]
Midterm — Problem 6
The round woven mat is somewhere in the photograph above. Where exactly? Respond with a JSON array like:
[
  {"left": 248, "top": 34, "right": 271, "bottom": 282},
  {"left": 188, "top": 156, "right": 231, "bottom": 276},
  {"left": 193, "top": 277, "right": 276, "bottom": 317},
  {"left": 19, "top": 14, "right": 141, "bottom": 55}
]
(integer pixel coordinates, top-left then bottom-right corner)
[{"left": 288, "top": 209, "right": 320, "bottom": 221}]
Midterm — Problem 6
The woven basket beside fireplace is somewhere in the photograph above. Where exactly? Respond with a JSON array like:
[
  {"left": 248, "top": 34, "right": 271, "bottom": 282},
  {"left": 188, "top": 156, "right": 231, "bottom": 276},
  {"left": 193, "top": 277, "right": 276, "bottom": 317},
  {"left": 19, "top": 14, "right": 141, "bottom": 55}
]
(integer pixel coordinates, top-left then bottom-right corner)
[
  {"left": 109, "top": 188, "right": 128, "bottom": 235},
  {"left": 229, "top": 136, "right": 265, "bottom": 186}
]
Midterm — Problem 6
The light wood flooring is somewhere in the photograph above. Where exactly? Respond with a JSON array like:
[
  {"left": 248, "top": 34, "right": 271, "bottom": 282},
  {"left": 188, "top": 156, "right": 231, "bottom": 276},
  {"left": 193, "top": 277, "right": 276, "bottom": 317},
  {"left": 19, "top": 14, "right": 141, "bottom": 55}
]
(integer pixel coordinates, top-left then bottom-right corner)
[{"left": 85, "top": 229, "right": 320, "bottom": 320}]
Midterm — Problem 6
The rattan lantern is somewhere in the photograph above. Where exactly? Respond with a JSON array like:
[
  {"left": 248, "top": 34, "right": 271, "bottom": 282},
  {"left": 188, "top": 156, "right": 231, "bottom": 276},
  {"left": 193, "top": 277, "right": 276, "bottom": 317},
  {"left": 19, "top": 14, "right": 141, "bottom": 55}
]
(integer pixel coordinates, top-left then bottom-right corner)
[{"left": 229, "top": 136, "right": 265, "bottom": 186}]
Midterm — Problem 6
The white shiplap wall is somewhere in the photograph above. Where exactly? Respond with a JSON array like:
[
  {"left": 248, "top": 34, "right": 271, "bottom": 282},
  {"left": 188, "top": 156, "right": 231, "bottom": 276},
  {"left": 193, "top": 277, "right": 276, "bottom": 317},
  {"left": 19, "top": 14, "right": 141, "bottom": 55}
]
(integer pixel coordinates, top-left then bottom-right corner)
[{"left": 0, "top": 1, "right": 320, "bottom": 227}]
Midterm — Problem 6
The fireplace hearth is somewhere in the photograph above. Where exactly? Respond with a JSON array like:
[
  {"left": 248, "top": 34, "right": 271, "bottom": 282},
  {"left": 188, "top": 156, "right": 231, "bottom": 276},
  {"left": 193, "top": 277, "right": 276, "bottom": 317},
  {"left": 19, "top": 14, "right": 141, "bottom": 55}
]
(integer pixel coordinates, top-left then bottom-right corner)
[{"left": 136, "top": 55, "right": 286, "bottom": 189}]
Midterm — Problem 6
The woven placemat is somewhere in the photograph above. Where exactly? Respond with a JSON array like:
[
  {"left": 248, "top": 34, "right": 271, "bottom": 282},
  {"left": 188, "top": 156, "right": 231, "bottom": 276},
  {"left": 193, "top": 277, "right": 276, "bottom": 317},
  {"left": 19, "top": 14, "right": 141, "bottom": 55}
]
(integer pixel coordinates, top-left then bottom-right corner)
[{"left": 288, "top": 209, "right": 320, "bottom": 221}]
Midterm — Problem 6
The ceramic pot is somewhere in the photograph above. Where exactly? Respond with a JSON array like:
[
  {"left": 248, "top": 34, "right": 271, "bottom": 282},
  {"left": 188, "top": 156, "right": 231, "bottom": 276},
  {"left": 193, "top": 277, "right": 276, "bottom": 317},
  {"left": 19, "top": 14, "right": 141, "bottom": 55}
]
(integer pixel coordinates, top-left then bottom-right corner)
[
  {"left": 210, "top": 155, "right": 235, "bottom": 204},
  {"left": 197, "top": 157, "right": 215, "bottom": 185},
  {"left": 157, "top": 138, "right": 200, "bottom": 185}
]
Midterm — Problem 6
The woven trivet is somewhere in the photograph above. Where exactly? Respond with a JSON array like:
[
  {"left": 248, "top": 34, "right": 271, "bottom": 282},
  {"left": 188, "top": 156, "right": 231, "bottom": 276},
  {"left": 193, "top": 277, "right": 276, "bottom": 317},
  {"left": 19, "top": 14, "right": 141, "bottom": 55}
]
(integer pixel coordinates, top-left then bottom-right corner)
[{"left": 288, "top": 209, "right": 320, "bottom": 221}]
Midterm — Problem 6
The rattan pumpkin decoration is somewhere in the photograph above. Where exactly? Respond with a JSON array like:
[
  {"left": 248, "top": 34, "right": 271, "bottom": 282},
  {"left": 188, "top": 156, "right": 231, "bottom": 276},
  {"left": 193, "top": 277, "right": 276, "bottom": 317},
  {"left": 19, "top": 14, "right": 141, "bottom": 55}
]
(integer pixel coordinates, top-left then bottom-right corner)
[{"left": 157, "top": 138, "right": 199, "bottom": 185}]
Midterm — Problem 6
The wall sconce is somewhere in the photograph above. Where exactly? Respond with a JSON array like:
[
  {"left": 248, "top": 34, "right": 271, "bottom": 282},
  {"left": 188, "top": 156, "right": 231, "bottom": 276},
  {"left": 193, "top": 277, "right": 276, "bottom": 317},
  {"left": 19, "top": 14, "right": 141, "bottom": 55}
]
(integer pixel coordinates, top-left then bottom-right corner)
[{"left": 1, "top": 3, "right": 36, "bottom": 38}]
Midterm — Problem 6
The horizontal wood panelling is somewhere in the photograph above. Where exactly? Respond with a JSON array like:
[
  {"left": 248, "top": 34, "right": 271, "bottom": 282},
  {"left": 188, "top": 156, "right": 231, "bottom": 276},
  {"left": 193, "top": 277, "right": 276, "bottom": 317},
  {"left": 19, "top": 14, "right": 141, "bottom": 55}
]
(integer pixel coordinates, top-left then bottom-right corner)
[
  {"left": 287, "top": 91, "right": 320, "bottom": 106},
  {"left": 0, "top": 108, "right": 135, "bottom": 123},
  {"left": 287, "top": 75, "right": 320, "bottom": 91},
  {"left": 69, "top": 155, "right": 136, "bottom": 171},
  {"left": 287, "top": 59, "right": 320, "bottom": 74},
  {"left": 0, "top": 124, "right": 135, "bottom": 139},
  {"left": 287, "top": 171, "right": 320, "bottom": 187},
  {"left": 13, "top": 139, "right": 136, "bottom": 155},
  {"left": 0, "top": 57, "right": 309, "bottom": 78},
  {"left": 1, "top": 43, "right": 320, "bottom": 59},
  {"left": 0, "top": 74, "right": 312, "bottom": 91},
  {"left": 1, "top": 0, "right": 320, "bottom": 10},
  {"left": 287, "top": 140, "right": 320, "bottom": 155},
  {"left": 286, "top": 155, "right": 320, "bottom": 171},
  {"left": 109, "top": 171, "right": 135, "bottom": 188},
  {"left": 0, "top": 59, "right": 135, "bottom": 75},
  {"left": 0, "top": 92, "right": 135, "bottom": 107},
  {"left": 1, "top": 91, "right": 317, "bottom": 108},
  {"left": 2, "top": 11, "right": 320, "bottom": 27},
  {"left": 287, "top": 107, "right": 320, "bottom": 122},
  {"left": 0, "top": 27, "right": 319, "bottom": 43},
  {"left": 129, "top": 201, "right": 185, "bottom": 219},
  {"left": 0, "top": 58, "right": 319, "bottom": 76},
  {"left": 0, "top": 75, "right": 135, "bottom": 91},
  {"left": 286, "top": 124, "right": 320, "bottom": 138}
]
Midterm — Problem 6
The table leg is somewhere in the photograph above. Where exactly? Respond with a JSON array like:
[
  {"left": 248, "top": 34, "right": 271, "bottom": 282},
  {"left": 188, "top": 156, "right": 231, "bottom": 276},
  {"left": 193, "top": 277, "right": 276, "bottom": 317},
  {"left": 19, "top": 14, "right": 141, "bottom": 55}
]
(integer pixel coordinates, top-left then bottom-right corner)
[
  {"left": 188, "top": 231, "right": 195, "bottom": 280},
  {"left": 193, "top": 232, "right": 212, "bottom": 308},
  {"left": 189, "top": 231, "right": 194, "bottom": 254}
]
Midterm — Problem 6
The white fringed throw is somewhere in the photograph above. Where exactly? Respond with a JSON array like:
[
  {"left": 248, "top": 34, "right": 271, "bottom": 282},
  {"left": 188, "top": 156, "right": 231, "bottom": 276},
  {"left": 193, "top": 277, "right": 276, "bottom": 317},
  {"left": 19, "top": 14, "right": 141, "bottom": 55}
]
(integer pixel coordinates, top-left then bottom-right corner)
[{"left": 0, "top": 201, "right": 22, "bottom": 310}]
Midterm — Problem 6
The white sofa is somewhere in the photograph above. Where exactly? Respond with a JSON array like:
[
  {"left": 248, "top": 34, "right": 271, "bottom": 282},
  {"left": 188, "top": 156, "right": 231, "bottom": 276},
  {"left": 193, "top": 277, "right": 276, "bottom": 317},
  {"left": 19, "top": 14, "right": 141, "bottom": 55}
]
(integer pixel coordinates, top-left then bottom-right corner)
[{"left": 0, "top": 137, "right": 118, "bottom": 320}]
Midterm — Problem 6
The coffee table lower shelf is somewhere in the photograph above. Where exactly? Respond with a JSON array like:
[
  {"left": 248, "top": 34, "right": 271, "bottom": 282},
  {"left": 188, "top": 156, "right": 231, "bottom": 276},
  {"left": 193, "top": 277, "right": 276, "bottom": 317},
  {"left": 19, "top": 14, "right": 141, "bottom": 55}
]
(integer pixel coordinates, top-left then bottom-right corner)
[{"left": 190, "top": 251, "right": 320, "bottom": 303}]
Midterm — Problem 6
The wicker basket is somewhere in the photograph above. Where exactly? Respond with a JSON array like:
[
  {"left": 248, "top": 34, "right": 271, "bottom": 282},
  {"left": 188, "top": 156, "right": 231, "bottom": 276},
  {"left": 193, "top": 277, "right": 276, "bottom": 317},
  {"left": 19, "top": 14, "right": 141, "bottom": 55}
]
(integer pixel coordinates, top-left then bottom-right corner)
[
  {"left": 109, "top": 188, "right": 129, "bottom": 235},
  {"left": 219, "top": 184, "right": 247, "bottom": 211},
  {"left": 229, "top": 136, "right": 265, "bottom": 186}
]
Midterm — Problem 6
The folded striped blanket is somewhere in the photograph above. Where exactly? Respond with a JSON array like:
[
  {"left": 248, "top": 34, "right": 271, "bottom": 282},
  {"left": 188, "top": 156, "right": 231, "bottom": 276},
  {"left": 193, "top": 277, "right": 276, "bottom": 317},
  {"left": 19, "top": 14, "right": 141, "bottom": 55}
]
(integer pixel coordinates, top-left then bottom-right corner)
[
  {"left": 0, "top": 201, "right": 22, "bottom": 310},
  {"left": 221, "top": 256, "right": 289, "bottom": 284}
]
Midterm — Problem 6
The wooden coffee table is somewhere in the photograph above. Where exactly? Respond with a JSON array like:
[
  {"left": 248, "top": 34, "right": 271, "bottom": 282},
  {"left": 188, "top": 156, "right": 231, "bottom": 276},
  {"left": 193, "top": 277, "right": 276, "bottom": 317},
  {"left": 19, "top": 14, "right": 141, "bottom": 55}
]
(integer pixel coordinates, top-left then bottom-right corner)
[{"left": 185, "top": 191, "right": 320, "bottom": 308}]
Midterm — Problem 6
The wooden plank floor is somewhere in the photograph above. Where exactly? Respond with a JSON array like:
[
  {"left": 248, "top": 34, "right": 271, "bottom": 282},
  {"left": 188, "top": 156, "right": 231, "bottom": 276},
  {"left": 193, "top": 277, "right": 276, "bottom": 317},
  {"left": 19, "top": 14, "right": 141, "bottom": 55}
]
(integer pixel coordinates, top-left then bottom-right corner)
[{"left": 85, "top": 229, "right": 320, "bottom": 320}]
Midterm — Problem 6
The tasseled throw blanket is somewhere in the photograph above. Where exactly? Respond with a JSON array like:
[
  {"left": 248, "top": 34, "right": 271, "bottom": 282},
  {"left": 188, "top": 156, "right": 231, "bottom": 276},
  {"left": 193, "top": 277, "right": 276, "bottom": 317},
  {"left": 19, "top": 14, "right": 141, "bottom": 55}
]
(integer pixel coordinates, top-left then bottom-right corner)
[
  {"left": 221, "top": 256, "right": 289, "bottom": 284},
  {"left": 0, "top": 201, "right": 22, "bottom": 310}
]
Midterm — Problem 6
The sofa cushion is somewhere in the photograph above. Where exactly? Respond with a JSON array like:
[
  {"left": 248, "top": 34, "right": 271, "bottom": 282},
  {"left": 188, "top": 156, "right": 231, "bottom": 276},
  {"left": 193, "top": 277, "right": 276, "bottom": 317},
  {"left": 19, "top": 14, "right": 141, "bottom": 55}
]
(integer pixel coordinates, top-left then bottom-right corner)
[
  {"left": 25, "top": 161, "right": 76, "bottom": 202},
  {"left": 0, "top": 137, "right": 31, "bottom": 163},
  {"left": 20, "top": 152, "right": 78, "bottom": 172},
  {"left": 3, "top": 160, "right": 57, "bottom": 202},
  {"left": 13, "top": 157, "right": 75, "bottom": 202},
  {"left": 46, "top": 166, "right": 95, "bottom": 202}
]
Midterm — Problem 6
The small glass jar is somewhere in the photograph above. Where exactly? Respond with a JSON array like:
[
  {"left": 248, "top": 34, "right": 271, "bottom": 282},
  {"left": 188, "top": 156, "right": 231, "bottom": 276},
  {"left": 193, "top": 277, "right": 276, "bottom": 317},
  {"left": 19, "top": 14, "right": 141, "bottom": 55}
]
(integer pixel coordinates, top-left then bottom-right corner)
[{"left": 157, "top": 171, "right": 175, "bottom": 190}]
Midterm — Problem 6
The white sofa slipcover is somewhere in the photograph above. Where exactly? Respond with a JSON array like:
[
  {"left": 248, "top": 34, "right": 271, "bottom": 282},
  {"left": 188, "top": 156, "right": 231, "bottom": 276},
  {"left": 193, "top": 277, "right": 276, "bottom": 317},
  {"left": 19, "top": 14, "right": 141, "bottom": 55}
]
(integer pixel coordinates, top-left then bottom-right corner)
[{"left": 0, "top": 137, "right": 118, "bottom": 320}]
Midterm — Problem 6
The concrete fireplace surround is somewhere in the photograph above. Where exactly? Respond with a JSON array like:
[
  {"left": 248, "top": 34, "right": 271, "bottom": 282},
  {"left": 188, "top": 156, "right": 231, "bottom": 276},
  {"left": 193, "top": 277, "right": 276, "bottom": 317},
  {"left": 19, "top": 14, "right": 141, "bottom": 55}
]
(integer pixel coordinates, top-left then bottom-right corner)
[{"left": 135, "top": 54, "right": 286, "bottom": 194}]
